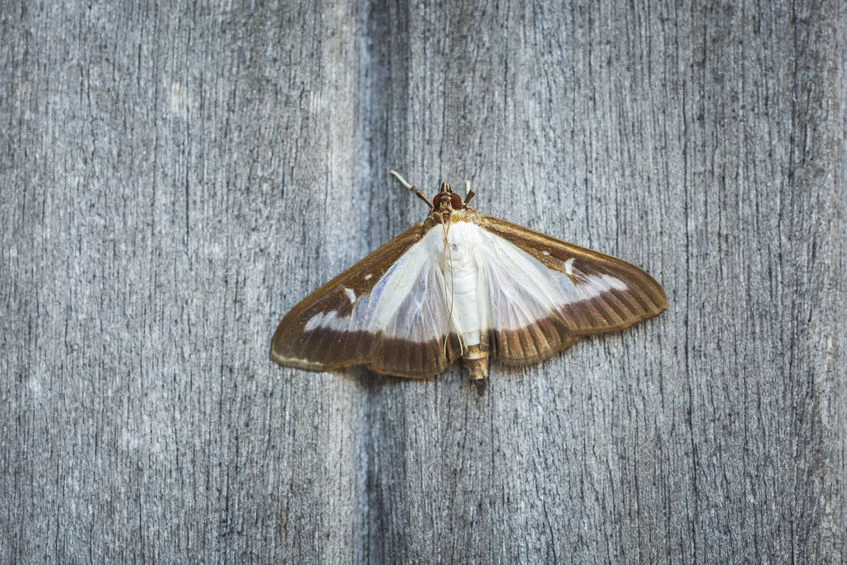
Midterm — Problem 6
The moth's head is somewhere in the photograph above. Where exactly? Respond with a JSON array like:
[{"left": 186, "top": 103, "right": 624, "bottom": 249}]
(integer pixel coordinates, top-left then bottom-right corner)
[{"left": 432, "top": 182, "right": 464, "bottom": 211}]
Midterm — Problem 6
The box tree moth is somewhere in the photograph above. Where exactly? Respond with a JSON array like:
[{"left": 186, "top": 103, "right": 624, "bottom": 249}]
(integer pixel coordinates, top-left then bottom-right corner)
[{"left": 271, "top": 172, "right": 667, "bottom": 380}]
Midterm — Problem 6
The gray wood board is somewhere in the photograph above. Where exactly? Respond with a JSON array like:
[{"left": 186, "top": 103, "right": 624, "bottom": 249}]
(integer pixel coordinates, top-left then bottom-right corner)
[{"left": 1, "top": 0, "right": 843, "bottom": 562}]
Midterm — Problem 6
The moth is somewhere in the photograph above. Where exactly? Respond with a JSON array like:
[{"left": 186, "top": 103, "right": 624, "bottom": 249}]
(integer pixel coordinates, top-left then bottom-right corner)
[{"left": 271, "top": 172, "right": 667, "bottom": 380}]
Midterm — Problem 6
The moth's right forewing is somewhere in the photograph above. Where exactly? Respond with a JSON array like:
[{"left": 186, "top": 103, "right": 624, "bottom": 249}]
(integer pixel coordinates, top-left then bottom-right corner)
[
  {"left": 482, "top": 215, "right": 668, "bottom": 327},
  {"left": 477, "top": 215, "right": 668, "bottom": 363}
]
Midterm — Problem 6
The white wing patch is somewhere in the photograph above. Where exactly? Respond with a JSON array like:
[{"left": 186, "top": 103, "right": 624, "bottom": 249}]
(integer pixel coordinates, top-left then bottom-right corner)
[
  {"left": 472, "top": 226, "right": 630, "bottom": 331},
  {"left": 564, "top": 257, "right": 575, "bottom": 276},
  {"left": 303, "top": 228, "right": 453, "bottom": 344}
]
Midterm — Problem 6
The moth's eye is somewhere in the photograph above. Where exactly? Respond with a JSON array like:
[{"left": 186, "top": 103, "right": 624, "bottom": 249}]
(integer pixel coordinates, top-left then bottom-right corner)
[{"left": 432, "top": 193, "right": 462, "bottom": 210}]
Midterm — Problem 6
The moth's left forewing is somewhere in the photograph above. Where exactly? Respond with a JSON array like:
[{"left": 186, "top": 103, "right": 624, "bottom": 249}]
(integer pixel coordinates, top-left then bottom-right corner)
[
  {"left": 480, "top": 214, "right": 668, "bottom": 340},
  {"left": 271, "top": 222, "right": 462, "bottom": 379},
  {"left": 270, "top": 224, "right": 422, "bottom": 370}
]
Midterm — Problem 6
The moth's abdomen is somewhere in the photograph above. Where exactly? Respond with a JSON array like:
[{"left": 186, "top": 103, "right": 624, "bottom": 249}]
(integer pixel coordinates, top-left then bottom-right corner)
[{"left": 442, "top": 222, "right": 484, "bottom": 347}]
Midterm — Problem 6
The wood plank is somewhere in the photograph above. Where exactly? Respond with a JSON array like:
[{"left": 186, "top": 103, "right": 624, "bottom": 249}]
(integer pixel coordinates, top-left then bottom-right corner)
[{"left": 1, "top": 0, "right": 843, "bottom": 562}]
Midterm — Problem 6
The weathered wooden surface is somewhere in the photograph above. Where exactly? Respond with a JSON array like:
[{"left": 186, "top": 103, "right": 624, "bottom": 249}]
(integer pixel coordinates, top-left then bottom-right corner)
[{"left": 1, "top": 0, "right": 843, "bottom": 562}]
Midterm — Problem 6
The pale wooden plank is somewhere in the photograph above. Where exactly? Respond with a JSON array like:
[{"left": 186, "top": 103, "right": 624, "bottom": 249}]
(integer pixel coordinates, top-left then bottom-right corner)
[{"left": 1, "top": 0, "right": 843, "bottom": 563}]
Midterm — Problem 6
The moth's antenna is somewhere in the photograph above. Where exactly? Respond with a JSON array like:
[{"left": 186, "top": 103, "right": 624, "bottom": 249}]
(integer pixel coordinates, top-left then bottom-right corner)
[
  {"left": 390, "top": 170, "right": 433, "bottom": 209},
  {"left": 464, "top": 180, "right": 476, "bottom": 205}
]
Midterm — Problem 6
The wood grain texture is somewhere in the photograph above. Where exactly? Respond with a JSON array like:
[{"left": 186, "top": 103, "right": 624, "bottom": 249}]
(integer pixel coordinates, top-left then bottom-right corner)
[{"left": 1, "top": 0, "right": 843, "bottom": 563}]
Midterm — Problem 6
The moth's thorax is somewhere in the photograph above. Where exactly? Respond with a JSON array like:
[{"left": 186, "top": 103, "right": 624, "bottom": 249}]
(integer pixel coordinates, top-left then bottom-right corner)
[
  {"left": 439, "top": 220, "right": 481, "bottom": 265},
  {"left": 424, "top": 206, "right": 480, "bottom": 229}
]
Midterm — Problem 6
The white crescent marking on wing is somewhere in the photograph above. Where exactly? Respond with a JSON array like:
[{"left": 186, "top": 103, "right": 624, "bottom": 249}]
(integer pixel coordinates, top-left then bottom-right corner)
[{"left": 343, "top": 287, "right": 356, "bottom": 303}]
